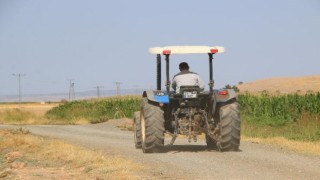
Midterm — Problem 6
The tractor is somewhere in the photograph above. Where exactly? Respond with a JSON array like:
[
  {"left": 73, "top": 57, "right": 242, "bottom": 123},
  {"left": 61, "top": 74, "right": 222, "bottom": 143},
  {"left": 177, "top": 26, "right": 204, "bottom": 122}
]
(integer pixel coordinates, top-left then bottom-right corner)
[{"left": 133, "top": 46, "right": 240, "bottom": 153}]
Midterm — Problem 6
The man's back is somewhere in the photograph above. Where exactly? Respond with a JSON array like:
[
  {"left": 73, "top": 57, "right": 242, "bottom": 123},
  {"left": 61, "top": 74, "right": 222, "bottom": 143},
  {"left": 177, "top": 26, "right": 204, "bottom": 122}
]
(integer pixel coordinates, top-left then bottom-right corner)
[{"left": 172, "top": 70, "right": 205, "bottom": 93}]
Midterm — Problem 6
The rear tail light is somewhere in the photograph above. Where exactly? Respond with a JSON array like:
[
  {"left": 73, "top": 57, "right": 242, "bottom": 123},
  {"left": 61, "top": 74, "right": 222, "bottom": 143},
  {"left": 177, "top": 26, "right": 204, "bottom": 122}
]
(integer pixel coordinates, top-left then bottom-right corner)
[
  {"left": 219, "top": 90, "right": 228, "bottom": 95},
  {"left": 163, "top": 50, "right": 171, "bottom": 55},
  {"left": 210, "top": 49, "right": 218, "bottom": 53}
]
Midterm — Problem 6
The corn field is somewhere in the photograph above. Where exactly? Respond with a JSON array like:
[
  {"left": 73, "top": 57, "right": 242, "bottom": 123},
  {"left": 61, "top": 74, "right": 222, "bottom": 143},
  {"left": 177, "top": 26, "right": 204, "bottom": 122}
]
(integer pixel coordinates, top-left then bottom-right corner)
[
  {"left": 47, "top": 93, "right": 320, "bottom": 124},
  {"left": 238, "top": 92, "right": 320, "bottom": 122},
  {"left": 238, "top": 92, "right": 320, "bottom": 141}
]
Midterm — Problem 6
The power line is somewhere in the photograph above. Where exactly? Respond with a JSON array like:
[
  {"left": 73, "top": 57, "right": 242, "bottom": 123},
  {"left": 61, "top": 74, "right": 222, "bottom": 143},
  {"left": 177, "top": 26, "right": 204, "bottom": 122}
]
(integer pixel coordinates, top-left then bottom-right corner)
[{"left": 12, "top": 73, "right": 26, "bottom": 104}]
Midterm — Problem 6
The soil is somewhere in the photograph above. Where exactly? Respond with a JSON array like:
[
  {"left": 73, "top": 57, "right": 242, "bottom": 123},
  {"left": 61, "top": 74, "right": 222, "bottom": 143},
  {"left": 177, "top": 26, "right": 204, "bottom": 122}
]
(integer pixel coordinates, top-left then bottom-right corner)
[{"left": 1, "top": 119, "right": 320, "bottom": 179}]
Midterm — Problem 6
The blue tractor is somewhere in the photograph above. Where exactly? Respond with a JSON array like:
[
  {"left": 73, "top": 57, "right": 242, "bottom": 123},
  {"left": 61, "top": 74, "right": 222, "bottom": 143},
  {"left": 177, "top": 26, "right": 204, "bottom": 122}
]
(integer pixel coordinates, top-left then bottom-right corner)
[{"left": 134, "top": 46, "right": 240, "bottom": 153}]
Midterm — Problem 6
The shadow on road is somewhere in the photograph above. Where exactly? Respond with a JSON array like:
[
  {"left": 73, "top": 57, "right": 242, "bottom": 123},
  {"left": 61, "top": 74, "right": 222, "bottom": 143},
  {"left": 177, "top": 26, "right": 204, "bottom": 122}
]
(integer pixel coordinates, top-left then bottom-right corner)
[
  {"left": 163, "top": 145, "right": 210, "bottom": 153},
  {"left": 161, "top": 145, "right": 242, "bottom": 153}
]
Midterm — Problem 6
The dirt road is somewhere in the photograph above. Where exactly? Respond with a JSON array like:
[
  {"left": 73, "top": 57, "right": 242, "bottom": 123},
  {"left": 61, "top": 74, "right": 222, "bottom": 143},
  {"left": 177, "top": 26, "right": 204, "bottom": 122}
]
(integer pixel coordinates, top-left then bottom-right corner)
[{"left": 1, "top": 120, "right": 319, "bottom": 179}]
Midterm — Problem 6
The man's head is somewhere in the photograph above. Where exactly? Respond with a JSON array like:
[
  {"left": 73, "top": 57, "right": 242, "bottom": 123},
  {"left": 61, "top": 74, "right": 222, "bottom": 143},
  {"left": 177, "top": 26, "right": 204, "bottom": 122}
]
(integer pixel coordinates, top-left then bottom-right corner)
[{"left": 179, "top": 62, "right": 189, "bottom": 71}]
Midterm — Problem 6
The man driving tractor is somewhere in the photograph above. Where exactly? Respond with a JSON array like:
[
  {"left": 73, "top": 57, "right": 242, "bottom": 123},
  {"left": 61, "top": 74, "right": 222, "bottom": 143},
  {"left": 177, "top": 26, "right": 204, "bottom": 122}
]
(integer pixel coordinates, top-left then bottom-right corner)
[{"left": 172, "top": 62, "right": 205, "bottom": 93}]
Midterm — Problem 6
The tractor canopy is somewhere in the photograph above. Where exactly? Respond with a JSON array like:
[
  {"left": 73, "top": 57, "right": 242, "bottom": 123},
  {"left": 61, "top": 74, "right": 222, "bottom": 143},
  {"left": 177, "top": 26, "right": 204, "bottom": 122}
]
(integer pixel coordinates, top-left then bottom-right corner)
[
  {"left": 148, "top": 45, "right": 226, "bottom": 94},
  {"left": 148, "top": 46, "right": 225, "bottom": 55}
]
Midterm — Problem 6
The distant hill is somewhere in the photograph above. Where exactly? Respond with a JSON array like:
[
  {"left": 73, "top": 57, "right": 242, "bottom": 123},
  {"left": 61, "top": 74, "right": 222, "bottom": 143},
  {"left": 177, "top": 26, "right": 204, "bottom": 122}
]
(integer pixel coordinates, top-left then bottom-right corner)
[{"left": 237, "top": 75, "right": 320, "bottom": 93}]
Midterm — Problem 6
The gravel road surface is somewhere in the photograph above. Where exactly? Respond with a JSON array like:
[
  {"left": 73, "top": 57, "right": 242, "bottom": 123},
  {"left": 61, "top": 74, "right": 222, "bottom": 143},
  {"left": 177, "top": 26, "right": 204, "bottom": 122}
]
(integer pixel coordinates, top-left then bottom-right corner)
[{"left": 1, "top": 120, "right": 319, "bottom": 180}]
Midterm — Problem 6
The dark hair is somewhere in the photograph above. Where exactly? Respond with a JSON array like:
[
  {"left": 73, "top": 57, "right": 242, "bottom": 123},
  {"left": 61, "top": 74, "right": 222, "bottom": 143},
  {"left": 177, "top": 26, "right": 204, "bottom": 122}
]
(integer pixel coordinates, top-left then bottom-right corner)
[{"left": 179, "top": 62, "right": 189, "bottom": 70}]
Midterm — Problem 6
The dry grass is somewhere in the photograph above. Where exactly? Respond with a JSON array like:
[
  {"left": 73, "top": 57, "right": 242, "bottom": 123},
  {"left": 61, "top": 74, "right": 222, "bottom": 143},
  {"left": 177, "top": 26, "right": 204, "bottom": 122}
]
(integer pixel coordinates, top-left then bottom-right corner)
[
  {"left": 0, "top": 103, "right": 59, "bottom": 125},
  {"left": 242, "top": 135, "right": 320, "bottom": 156},
  {"left": 115, "top": 118, "right": 134, "bottom": 131},
  {"left": 0, "top": 128, "right": 143, "bottom": 179},
  {"left": 0, "top": 103, "right": 59, "bottom": 114}
]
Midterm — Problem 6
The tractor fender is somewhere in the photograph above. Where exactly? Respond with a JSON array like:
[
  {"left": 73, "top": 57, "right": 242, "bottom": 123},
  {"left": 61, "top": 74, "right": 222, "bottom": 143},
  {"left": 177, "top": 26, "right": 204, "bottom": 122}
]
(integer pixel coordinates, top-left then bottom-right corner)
[
  {"left": 211, "top": 89, "right": 237, "bottom": 116},
  {"left": 142, "top": 90, "right": 169, "bottom": 104},
  {"left": 213, "top": 89, "right": 237, "bottom": 103}
]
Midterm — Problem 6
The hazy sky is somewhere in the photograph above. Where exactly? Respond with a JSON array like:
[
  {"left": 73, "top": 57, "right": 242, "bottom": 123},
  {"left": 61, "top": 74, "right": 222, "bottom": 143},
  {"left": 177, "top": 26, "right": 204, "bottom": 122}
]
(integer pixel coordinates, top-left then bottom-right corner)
[{"left": 0, "top": 0, "right": 319, "bottom": 95}]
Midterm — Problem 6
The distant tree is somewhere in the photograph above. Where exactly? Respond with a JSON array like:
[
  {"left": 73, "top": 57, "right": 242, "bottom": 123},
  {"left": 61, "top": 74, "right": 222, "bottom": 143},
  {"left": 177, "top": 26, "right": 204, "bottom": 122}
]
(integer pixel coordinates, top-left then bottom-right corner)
[
  {"left": 238, "top": 81, "right": 244, "bottom": 85},
  {"left": 224, "top": 84, "right": 232, "bottom": 89},
  {"left": 224, "top": 84, "right": 240, "bottom": 92},
  {"left": 60, "top": 99, "right": 68, "bottom": 103},
  {"left": 232, "top": 85, "right": 240, "bottom": 92}
]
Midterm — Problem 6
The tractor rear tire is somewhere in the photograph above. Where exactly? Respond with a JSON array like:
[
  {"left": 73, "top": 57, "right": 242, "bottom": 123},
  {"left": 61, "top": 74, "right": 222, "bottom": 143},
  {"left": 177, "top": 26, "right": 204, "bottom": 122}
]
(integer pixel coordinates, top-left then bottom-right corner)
[
  {"left": 134, "top": 111, "right": 142, "bottom": 149},
  {"left": 140, "top": 98, "right": 165, "bottom": 153},
  {"left": 218, "top": 102, "right": 241, "bottom": 151}
]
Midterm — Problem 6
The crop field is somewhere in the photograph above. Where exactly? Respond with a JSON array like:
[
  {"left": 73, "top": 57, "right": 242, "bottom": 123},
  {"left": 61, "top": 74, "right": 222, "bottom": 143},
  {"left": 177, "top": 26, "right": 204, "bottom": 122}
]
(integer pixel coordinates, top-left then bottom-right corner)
[
  {"left": 239, "top": 92, "right": 320, "bottom": 141},
  {"left": 239, "top": 92, "right": 320, "bottom": 122},
  {"left": 2, "top": 93, "right": 319, "bottom": 142},
  {"left": 43, "top": 93, "right": 320, "bottom": 142}
]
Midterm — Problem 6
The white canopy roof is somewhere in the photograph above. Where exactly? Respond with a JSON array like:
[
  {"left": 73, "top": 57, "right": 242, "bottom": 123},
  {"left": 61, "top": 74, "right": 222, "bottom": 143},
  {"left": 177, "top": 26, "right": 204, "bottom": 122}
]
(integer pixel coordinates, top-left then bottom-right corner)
[{"left": 148, "top": 46, "right": 225, "bottom": 54}]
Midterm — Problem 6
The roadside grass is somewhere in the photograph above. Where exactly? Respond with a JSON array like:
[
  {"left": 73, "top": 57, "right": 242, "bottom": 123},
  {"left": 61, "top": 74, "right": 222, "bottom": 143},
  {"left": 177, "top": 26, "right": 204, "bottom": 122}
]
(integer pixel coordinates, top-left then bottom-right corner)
[
  {"left": 242, "top": 114, "right": 320, "bottom": 142},
  {"left": 0, "top": 108, "right": 38, "bottom": 123},
  {"left": 0, "top": 128, "right": 143, "bottom": 179},
  {"left": 241, "top": 136, "right": 320, "bottom": 156}
]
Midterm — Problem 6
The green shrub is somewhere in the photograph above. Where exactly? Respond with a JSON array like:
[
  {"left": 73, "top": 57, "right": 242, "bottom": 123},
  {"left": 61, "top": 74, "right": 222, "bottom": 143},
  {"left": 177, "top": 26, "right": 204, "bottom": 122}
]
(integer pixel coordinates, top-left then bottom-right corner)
[{"left": 45, "top": 96, "right": 140, "bottom": 123}]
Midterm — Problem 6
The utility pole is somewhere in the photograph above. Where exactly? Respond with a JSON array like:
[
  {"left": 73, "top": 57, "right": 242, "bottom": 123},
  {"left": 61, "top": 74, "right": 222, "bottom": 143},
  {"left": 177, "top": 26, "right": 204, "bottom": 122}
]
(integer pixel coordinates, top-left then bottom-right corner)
[
  {"left": 115, "top": 82, "right": 122, "bottom": 96},
  {"left": 12, "top": 73, "right": 26, "bottom": 104},
  {"left": 71, "top": 82, "right": 75, "bottom": 100},
  {"left": 67, "top": 79, "right": 75, "bottom": 101},
  {"left": 93, "top": 86, "right": 104, "bottom": 98}
]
